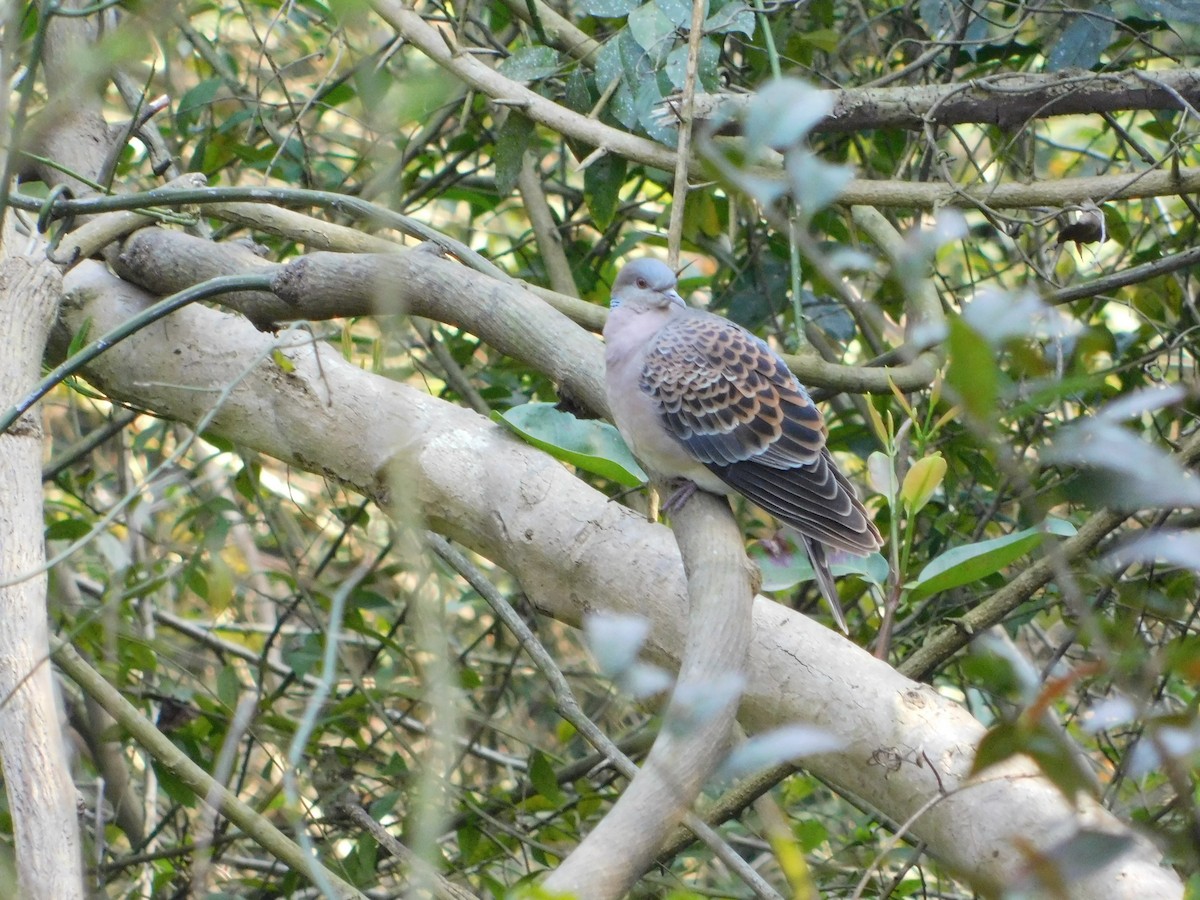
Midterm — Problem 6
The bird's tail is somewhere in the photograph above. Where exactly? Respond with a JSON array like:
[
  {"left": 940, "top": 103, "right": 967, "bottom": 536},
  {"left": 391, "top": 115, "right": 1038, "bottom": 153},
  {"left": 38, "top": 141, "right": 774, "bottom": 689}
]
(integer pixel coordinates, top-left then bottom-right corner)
[{"left": 802, "top": 537, "right": 848, "bottom": 634}]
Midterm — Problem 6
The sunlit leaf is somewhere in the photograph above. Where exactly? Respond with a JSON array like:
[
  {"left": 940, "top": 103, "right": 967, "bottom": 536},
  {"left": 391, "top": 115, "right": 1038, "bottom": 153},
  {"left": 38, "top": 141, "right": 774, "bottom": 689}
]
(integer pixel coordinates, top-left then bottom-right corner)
[
  {"left": 668, "top": 673, "right": 745, "bottom": 734},
  {"left": 946, "top": 316, "right": 998, "bottom": 420},
  {"left": 271, "top": 348, "right": 295, "bottom": 373},
  {"left": 867, "top": 450, "right": 898, "bottom": 499},
  {"left": 961, "top": 289, "right": 1080, "bottom": 345},
  {"left": 1080, "top": 695, "right": 1139, "bottom": 734},
  {"left": 493, "top": 403, "right": 647, "bottom": 487},
  {"left": 908, "top": 519, "right": 1077, "bottom": 602},
  {"left": 623, "top": 662, "right": 673, "bottom": 698},
  {"left": 900, "top": 453, "right": 946, "bottom": 516},
  {"left": 1094, "top": 383, "right": 1188, "bottom": 423},
  {"left": 785, "top": 150, "right": 853, "bottom": 214},
  {"left": 1128, "top": 722, "right": 1200, "bottom": 777}
]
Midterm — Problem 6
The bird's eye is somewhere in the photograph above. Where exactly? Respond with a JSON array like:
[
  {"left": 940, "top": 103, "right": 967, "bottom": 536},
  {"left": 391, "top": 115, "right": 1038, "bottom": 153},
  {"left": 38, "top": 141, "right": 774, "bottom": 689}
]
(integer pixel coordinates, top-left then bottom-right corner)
[{"left": 636, "top": 278, "right": 648, "bottom": 289}]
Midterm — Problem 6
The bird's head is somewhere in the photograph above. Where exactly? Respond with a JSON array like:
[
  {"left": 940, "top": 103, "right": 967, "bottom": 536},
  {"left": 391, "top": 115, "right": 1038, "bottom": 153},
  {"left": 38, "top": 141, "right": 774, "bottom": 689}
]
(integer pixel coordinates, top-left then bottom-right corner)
[{"left": 610, "top": 258, "right": 685, "bottom": 312}]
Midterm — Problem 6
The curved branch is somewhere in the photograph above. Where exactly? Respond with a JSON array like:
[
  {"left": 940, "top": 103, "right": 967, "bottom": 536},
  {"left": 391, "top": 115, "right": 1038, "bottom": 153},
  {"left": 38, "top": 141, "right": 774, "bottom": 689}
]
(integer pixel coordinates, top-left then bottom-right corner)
[
  {"left": 544, "top": 491, "right": 755, "bottom": 897},
  {"left": 112, "top": 230, "right": 939, "bottom": 401}
]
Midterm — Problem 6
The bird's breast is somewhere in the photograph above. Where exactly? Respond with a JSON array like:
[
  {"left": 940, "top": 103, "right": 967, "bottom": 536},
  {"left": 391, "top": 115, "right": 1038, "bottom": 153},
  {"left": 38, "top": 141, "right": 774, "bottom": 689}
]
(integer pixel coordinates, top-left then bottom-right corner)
[{"left": 605, "top": 329, "right": 729, "bottom": 494}]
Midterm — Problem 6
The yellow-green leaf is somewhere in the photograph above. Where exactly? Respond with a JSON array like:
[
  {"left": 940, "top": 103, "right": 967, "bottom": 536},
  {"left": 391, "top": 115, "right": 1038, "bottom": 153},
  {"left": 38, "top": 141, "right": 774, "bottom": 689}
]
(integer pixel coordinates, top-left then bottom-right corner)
[{"left": 900, "top": 453, "right": 947, "bottom": 516}]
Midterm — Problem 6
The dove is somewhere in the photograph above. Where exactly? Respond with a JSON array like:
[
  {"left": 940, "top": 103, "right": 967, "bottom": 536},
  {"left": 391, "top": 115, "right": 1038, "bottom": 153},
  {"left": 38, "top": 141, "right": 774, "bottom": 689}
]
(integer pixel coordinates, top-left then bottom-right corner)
[{"left": 603, "top": 257, "right": 882, "bottom": 632}]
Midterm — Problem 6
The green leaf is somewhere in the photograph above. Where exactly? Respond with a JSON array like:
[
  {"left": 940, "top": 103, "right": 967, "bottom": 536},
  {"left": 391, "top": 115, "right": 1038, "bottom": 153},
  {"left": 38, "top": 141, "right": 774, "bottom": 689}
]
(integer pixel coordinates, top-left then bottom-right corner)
[
  {"left": 973, "top": 719, "right": 1098, "bottom": 801},
  {"left": 493, "top": 402, "right": 646, "bottom": 486},
  {"left": 706, "top": 0, "right": 756, "bottom": 36},
  {"left": 216, "top": 665, "right": 242, "bottom": 711},
  {"left": 867, "top": 450, "right": 898, "bottom": 499},
  {"left": 971, "top": 720, "right": 1025, "bottom": 775},
  {"left": 635, "top": 74, "right": 675, "bottom": 143},
  {"left": 1046, "top": 7, "right": 1114, "bottom": 71},
  {"left": 1133, "top": 0, "right": 1200, "bottom": 23},
  {"left": 653, "top": 0, "right": 692, "bottom": 27},
  {"left": 497, "top": 46, "right": 561, "bottom": 83},
  {"left": 67, "top": 317, "right": 93, "bottom": 357},
  {"left": 584, "top": 153, "right": 626, "bottom": 230},
  {"left": 664, "top": 38, "right": 721, "bottom": 91},
  {"left": 528, "top": 750, "right": 565, "bottom": 805},
  {"left": 900, "top": 453, "right": 946, "bottom": 516},
  {"left": 271, "top": 348, "right": 295, "bottom": 373},
  {"left": 580, "top": 0, "right": 641, "bottom": 16},
  {"left": 176, "top": 78, "right": 222, "bottom": 132},
  {"left": 945, "top": 316, "right": 997, "bottom": 421},
  {"left": 45, "top": 517, "right": 92, "bottom": 541},
  {"left": 627, "top": 2, "right": 675, "bottom": 62},
  {"left": 495, "top": 114, "right": 534, "bottom": 197},
  {"left": 908, "top": 519, "right": 1077, "bottom": 602}
]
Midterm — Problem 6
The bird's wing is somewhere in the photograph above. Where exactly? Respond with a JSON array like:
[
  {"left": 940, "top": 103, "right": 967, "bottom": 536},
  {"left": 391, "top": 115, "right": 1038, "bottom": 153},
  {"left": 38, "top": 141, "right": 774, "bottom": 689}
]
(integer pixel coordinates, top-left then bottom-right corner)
[
  {"left": 713, "top": 447, "right": 881, "bottom": 554},
  {"left": 640, "top": 309, "right": 881, "bottom": 555},
  {"left": 639, "top": 310, "right": 827, "bottom": 469}
]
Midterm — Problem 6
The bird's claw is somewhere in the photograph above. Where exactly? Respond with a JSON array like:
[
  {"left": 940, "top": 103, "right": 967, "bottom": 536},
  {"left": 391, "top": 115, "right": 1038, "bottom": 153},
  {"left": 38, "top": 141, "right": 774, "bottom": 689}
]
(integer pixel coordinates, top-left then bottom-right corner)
[{"left": 661, "top": 479, "right": 698, "bottom": 516}]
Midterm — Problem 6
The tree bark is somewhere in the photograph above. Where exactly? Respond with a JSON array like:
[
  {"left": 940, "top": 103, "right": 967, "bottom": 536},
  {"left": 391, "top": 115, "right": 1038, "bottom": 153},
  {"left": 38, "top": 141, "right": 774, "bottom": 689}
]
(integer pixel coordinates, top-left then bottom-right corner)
[
  {"left": 670, "top": 69, "right": 1200, "bottom": 135},
  {"left": 543, "top": 491, "right": 755, "bottom": 898},
  {"left": 0, "top": 246, "right": 84, "bottom": 898}
]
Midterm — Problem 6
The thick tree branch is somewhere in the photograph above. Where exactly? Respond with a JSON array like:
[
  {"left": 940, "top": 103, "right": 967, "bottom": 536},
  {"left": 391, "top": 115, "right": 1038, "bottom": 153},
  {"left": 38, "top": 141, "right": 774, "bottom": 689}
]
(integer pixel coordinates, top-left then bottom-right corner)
[
  {"left": 0, "top": 247, "right": 83, "bottom": 898},
  {"left": 109, "top": 230, "right": 939, "bottom": 399},
  {"left": 544, "top": 491, "right": 755, "bottom": 898},
  {"left": 668, "top": 69, "right": 1200, "bottom": 135}
]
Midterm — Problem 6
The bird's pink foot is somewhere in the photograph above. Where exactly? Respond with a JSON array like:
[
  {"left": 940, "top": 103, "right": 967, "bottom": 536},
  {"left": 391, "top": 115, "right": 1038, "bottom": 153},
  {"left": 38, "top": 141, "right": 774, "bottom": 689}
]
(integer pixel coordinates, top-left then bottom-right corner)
[{"left": 662, "top": 479, "right": 698, "bottom": 515}]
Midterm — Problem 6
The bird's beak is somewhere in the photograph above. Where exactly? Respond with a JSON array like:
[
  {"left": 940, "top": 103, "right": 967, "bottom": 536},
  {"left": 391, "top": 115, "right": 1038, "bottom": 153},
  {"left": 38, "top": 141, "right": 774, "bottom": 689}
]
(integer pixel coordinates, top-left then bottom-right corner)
[{"left": 664, "top": 289, "right": 685, "bottom": 307}]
